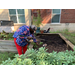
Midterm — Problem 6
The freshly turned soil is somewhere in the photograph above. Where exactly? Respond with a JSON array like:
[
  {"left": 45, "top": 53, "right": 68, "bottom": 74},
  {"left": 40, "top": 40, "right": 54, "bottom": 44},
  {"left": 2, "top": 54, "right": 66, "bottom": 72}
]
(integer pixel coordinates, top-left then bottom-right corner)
[{"left": 34, "top": 34, "right": 73, "bottom": 53}]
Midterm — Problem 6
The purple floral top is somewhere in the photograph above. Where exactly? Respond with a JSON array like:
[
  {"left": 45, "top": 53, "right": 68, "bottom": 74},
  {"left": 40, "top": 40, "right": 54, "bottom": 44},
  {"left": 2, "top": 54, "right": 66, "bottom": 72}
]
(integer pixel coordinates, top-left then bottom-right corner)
[{"left": 13, "top": 25, "right": 37, "bottom": 46}]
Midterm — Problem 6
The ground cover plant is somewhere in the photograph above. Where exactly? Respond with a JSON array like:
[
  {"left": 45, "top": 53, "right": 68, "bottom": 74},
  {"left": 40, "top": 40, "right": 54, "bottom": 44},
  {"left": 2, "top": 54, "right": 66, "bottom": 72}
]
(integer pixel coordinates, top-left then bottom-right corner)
[
  {"left": 1, "top": 47, "right": 75, "bottom": 65},
  {"left": 0, "top": 51, "right": 16, "bottom": 64}
]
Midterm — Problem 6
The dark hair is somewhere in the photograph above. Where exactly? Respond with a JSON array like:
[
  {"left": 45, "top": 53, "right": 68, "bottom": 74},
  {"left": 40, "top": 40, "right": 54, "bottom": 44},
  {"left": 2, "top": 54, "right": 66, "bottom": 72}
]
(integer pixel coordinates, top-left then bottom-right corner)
[{"left": 30, "top": 25, "right": 37, "bottom": 31}]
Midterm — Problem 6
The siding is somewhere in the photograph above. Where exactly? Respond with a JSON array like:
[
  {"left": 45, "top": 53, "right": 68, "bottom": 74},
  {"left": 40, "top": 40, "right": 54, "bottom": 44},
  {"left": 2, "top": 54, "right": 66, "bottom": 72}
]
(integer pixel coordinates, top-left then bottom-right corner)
[{"left": 0, "top": 9, "right": 10, "bottom": 20}]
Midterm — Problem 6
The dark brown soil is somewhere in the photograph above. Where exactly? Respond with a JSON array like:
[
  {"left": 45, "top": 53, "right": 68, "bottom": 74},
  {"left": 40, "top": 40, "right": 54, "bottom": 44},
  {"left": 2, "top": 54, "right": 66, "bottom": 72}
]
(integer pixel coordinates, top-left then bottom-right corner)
[{"left": 34, "top": 34, "right": 73, "bottom": 53}]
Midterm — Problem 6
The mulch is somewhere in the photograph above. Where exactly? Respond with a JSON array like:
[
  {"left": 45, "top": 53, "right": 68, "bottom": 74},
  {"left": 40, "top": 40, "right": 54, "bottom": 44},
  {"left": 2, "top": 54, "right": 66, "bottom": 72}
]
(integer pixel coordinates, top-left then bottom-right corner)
[{"left": 34, "top": 34, "right": 73, "bottom": 53}]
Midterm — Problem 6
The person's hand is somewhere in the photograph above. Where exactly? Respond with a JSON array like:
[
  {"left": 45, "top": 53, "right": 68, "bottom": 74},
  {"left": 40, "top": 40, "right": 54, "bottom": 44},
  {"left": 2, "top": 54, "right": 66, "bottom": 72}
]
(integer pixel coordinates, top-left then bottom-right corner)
[{"left": 27, "top": 36, "right": 33, "bottom": 40}]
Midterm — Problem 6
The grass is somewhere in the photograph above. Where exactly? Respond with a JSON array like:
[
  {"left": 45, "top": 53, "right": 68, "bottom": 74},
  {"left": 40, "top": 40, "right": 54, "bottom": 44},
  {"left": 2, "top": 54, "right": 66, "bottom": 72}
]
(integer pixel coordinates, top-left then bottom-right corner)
[
  {"left": 50, "top": 29, "right": 75, "bottom": 45},
  {"left": 0, "top": 51, "right": 16, "bottom": 64}
]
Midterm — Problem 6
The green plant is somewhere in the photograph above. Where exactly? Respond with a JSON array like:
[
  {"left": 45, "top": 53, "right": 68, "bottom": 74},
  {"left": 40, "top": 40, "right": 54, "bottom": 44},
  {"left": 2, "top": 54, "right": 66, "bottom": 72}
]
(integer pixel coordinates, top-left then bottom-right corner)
[
  {"left": 0, "top": 51, "right": 16, "bottom": 64},
  {"left": 31, "top": 42, "right": 38, "bottom": 48},
  {"left": 0, "top": 31, "right": 14, "bottom": 40},
  {"left": 73, "top": 46, "right": 75, "bottom": 51},
  {"left": 32, "top": 13, "right": 42, "bottom": 27},
  {"left": 39, "top": 42, "right": 43, "bottom": 45},
  {"left": 1, "top": 47, "right": 75, "bottom": 65}
]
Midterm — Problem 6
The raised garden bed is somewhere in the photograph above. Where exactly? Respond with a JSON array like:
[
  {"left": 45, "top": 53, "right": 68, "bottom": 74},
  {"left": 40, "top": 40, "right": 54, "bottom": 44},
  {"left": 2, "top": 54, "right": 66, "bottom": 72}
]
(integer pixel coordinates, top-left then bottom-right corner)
[
  {"left": 0, "top": 40, "right": 17, "bottom": 53},
  {"left": 34, "top": 33, "right": 74, "bottom": 53},
  {"left": 0, "top": 33, "right": 74, "bottom": 53},
  {"left": 0, "top": 39, "right": 33, "bottom": 53}
]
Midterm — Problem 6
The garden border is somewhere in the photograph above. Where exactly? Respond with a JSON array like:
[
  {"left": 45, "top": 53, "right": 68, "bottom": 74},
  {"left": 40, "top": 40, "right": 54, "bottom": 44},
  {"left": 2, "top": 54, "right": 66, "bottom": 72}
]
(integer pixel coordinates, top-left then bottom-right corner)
[
  {"left": 0, "top": 33, "right": 74, "bottom": 52},
  {"left": 37, "top": 33, "right": 75, "bottom": 50},
  {"left": 0, "top": 40, "right": 33, "bottom": 53}
]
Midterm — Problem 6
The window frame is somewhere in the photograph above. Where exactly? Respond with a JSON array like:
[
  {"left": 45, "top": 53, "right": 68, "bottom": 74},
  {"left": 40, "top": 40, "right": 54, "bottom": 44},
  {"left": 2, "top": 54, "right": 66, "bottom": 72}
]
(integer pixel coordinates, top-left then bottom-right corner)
[
  {"left": 51, "top": 9, "right": 61, "bottom": 24},
  {"left": 9, "top": 9, "right": 25, "bottom": 24}
]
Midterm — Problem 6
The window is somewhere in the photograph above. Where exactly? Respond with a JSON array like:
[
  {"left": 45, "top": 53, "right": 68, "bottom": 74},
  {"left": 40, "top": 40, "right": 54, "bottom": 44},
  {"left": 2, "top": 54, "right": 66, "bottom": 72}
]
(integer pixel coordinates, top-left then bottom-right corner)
[
  {"left": 51, "top": 9, "right": 61, "bottom": 23},
  {"left": 9, "top": 9, "right": 25, "bottom": 23}
]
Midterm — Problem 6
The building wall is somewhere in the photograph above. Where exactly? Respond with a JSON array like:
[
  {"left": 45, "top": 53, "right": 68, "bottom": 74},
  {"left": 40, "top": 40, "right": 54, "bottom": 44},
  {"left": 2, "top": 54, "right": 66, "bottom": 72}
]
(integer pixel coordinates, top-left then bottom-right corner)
[
  {"left": 0, "top": 9, "right": 75, "bottom": 32},
  {"left": 0, "top": 9, "right": 10, "bottom": 20},
  {"left": 32, "top": 9, "right": 75, "bottom": 32},
  {"left": 31, "top": 9, "right": 52, "bottom": 23},
  {"left": 0, "top": 9, "right": 31, "bottom": 32},
  {"left": 40, "top": 9, "right": 52, "bottom": 23},
  {"left": 32, "top": 9, "right": 75, "bottom": 23},
  {"left": 61, "top": 9, "right": 75, "bottom": 23},
  {"left": 40, "top": 23, "right": 75, "bottom": 32}
]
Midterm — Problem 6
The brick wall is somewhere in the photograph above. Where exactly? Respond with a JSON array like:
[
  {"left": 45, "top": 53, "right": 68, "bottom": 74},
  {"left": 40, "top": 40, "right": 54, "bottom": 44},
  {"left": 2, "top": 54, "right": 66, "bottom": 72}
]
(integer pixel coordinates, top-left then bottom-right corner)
[
  {"left": 32, "top": 9, "right": 75, "bottom": 23},
  {"left": 61, "top": 9, "right": 75, "bottom": 23},
  {"left": 31, "top": 9, "right": 52, "bottom": 23},
  {"left": 40, "top": 9, "right": 52, "bottom": 23}
]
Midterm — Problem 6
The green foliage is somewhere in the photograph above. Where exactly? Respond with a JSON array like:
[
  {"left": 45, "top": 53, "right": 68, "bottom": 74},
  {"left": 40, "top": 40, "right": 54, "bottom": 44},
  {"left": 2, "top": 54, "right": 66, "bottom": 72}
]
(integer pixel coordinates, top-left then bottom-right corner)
[
  {"left": 0, "top": 31, "right": 14, "bottom": 40},
  {"left": 0, "top": 51, "right": 16, "bottom": 64},
  {"left": 31, "top": 42, "right": 38, "bottom": 48},
  {"left": 32, "top": 14, "right": 42, "bottom": 27},
  {"left": 39, "top": 42, "right": 43, "bottom": 45},
  {"left": 31, "top": 42, "right": 43, "bottom": 49},
  {"left": 73, "top": 46, "right": 75, "bottom": 51},
  {"left": 1, "top": 47, "right": 75, "bottom": 65}
]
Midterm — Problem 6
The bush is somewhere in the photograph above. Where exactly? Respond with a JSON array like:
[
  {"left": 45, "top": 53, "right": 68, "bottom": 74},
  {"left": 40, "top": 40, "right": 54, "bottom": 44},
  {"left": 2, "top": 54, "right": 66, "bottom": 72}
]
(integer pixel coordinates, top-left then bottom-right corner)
[
  {"left": 1, "top": 47, "right": 75, "bottom": 65},
  {"left": 32, "top": 13, "right": 42, "bottom": 27}
]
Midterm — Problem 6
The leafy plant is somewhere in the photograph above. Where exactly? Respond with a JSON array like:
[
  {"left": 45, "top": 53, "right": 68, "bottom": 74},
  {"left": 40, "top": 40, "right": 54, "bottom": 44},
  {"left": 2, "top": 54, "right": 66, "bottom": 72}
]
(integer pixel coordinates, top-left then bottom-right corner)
[
  {"left": 39, "top": 42, "right": 43, "bottom": 45},
  {"left": 32, "top": 13, "right": 42, "bottom": 27},
  {"left": 31, "top": 42, "right": 38, "bottom": 48},
  {"left": 73, "top": 46, "right": 75, "bottom": 51},
  {"left": 0, "top": 51, "right": 16, "bottom": 64},
  {"left": 1, "top": 47, "right": 75, "bottom": 65},
  {"left": 0, "top": 30, "right": 14, "bottom": 40}
]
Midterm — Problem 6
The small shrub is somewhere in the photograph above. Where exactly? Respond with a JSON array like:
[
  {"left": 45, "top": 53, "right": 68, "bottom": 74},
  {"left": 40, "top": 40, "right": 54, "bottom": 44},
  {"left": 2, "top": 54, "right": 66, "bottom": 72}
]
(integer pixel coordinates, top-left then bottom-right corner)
[
  {"left": 1, "top": 47, "right": 75, "bottom": 65},
  {"left": 32, "top": 13, "right": 42, "bottom": 27}
]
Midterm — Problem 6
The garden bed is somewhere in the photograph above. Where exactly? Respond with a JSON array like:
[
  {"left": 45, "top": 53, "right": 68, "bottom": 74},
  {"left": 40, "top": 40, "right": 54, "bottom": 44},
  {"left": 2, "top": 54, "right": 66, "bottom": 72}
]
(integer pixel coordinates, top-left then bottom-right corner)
[
  {"left": 0, "top": 40, "right": 17, "bottom": 53},
  {"left": 0, "top": 39, "right": 33, "bottom": 53},
  {"left": 34, "top": 33, "right": 74, "bottom": 53},
  {"left": 0, "top": 33, "right": 74, "bottom": 53}
]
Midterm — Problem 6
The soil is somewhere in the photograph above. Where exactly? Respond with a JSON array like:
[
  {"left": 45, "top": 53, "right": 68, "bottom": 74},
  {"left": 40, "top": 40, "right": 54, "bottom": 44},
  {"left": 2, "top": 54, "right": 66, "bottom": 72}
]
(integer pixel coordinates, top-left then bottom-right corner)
[{"left": 34, "top": 34, "right": 73, "bottom": 53}]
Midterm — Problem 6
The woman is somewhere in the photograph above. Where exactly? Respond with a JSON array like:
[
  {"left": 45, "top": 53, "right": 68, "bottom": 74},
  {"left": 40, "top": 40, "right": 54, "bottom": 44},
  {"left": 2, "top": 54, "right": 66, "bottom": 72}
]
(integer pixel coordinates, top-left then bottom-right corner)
[{"left": 13, "top": 25, "right": 38, "bottom": 55}]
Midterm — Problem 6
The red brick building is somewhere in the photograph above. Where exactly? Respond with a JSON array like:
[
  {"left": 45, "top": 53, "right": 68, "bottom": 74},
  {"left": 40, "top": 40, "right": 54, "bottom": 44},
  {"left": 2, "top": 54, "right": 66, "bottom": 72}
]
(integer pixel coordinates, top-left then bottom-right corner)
[
  {"left": 0, "top": 9, "right": 75, "bottom": 32},
  {"left": 31, "top": 9, "right": 75, "bottom": 32},
  {"left": 32, "top": 9, "right": 75, "bottom": 23}
]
